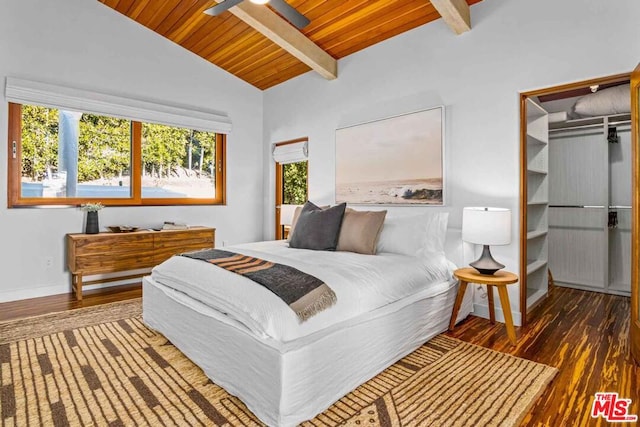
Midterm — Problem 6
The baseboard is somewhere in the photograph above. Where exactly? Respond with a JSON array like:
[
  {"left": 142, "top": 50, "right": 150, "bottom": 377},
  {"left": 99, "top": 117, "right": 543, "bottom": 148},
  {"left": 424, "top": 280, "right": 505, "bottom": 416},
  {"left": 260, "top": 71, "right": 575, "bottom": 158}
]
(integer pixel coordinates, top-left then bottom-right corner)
[
  {"left": 554, "top": 281, "right": 631, "bottom": 297},
  {"left": 0, "top": 284, "right": 70, "bottom": 303},
  {"left": 473, "top": 303, "right": 522, "bottom": 327},
  {"left": 0, "top": 278, "right": 142, "bottom": 304}
]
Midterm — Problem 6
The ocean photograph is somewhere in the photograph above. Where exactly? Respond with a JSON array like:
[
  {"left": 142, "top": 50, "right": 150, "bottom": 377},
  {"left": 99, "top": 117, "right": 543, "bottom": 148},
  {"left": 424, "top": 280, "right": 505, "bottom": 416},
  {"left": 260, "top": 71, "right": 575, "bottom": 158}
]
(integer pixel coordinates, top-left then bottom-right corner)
[
  {"left": 336, "top": 178, "right": 443, "bottom": 204},
  {"left": 335, "top": 107, "right": 443, "bottom": 205}
]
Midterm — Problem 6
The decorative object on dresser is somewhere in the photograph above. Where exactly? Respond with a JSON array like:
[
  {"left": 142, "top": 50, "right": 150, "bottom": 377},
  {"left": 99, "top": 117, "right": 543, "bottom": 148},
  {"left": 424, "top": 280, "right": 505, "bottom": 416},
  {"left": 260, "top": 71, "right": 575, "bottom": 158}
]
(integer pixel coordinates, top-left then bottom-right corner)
[
  {"left": 66, "top": 227, "right": 214, "bottom": 300},
  {"left": 162, "top": 221, "right": 188, "bottom": 230},
  {"left": 80, "top": 202, "right": 103, "bottom": 234},
  {"left": 335, "top": 106, "right": 444, "bottom": 205},
  {"left": 107, "top": 225, "right": 139, "bottom": 233},
  {"left": 462, "top": 207, "right": 512, "bottom": 275}
]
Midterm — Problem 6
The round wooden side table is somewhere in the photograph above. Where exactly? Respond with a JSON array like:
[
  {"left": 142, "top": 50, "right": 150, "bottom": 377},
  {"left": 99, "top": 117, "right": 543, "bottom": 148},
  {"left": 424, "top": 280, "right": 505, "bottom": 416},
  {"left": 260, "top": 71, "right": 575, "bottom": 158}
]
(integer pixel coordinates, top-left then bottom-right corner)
[{"left": 449, "top": 267, "right": 519, "bottom": 346}]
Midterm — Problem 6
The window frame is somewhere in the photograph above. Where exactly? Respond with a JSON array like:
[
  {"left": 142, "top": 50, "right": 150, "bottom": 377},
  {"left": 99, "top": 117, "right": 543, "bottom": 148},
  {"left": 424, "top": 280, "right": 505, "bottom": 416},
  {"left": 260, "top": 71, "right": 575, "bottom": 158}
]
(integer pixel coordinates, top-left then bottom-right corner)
[
  {"left": 274, "top": 137, "right": 308, "bottom": 240},
  {"left": 7, "top": 102, "right": 226, "bottom": 207}
]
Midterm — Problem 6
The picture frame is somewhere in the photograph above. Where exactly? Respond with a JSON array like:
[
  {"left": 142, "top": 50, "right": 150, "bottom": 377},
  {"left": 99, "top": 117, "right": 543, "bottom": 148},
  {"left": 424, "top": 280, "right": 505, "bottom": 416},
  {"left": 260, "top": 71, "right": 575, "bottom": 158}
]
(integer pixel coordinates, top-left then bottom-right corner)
[{"left": 335, "top": 106, "right": 444, "bottom": 205}]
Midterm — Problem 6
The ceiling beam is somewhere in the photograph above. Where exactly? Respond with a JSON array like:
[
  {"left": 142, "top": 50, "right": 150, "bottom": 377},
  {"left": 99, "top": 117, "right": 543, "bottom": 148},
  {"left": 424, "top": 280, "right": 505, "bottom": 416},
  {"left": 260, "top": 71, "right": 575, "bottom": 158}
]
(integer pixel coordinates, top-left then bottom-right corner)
[
  {"left": 217, "top": 1, "right": 337, "bottom": 81},
  {"left": 430, "top": 0, "right": 471, "bottom": 35}
]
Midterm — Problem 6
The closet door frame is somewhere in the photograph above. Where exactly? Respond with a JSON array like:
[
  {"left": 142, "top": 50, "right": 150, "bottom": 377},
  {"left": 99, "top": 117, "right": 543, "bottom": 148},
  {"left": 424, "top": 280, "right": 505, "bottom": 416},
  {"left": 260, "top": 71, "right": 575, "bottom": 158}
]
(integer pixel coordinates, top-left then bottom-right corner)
[
  {"left": 631, "top": 63, "right": 639, "bottom": 364},
  {"left": 519, "top": 72, "right": 631, "bottom": 325}
]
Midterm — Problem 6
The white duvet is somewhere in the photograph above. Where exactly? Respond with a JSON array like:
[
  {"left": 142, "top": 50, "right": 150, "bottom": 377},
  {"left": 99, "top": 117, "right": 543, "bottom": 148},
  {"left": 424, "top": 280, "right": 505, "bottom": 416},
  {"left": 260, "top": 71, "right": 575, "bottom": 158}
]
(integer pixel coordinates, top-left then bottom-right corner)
[{"left": 151, "top": 240, "right": 456, "bottom": 342}]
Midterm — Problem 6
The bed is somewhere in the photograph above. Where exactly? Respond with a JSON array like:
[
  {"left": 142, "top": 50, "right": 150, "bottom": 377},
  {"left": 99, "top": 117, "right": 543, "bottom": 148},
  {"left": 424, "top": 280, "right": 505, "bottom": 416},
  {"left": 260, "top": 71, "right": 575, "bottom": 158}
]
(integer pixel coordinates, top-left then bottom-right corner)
[{"left": 143, "top": 211, "right": 473, "bottom": 427}]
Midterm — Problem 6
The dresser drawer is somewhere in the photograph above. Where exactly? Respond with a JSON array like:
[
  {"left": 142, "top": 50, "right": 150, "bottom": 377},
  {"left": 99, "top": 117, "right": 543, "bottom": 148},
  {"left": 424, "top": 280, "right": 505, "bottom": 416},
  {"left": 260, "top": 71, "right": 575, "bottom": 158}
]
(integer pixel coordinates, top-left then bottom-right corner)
[
  {"left": 74, "top": 252, "right": 156, "bottom": 274},
  {"left": 71, "top": 233, "right": 154, "bottom": 255}
]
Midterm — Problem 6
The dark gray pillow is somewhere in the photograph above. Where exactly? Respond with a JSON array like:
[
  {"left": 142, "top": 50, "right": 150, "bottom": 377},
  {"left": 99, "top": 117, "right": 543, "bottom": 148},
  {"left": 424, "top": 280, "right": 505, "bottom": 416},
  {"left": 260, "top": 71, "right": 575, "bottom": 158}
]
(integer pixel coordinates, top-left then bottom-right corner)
[{"left": 289, "top": 202, "right": 347, "bottom": 251}]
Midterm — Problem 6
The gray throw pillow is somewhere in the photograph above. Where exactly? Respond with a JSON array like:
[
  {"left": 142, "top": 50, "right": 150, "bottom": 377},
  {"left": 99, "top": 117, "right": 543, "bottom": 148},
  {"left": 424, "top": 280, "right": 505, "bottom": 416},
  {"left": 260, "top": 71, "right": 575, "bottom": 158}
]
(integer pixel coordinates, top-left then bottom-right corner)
[
  {"left": 289, "top": 202, "right": 347, "bottom": 251},
  {"left": 286, "top": 205, "right": 329, "bottom": 242}
]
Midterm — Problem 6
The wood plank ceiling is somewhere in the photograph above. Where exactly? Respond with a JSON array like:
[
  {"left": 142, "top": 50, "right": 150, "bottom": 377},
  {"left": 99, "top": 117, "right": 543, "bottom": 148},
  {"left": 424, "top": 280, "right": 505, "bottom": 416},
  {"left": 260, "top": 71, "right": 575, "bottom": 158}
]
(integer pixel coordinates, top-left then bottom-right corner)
[{"left": 98, "top": 0, "right": 481, "bottom": 90}]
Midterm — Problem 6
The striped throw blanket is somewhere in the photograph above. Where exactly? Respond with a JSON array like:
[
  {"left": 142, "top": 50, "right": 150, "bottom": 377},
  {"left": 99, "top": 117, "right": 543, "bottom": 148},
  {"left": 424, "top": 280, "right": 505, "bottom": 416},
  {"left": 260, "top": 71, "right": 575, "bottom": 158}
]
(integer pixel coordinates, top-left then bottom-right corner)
[{"left": 181, "top": 249, "right": 337, "bottom": 322}]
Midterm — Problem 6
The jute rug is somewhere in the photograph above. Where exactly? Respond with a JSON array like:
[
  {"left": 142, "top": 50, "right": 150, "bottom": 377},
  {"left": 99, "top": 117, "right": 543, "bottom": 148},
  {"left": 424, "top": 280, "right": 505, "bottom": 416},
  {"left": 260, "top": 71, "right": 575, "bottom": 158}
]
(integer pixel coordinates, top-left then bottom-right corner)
[{"left": 0, "top": 299, "right": 557, "bottom": 426}]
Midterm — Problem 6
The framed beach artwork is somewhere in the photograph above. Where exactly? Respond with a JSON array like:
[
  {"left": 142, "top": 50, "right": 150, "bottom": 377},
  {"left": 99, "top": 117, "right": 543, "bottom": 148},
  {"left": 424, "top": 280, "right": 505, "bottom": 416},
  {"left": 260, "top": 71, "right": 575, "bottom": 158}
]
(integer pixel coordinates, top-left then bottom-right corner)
[{"left": 335, "top": 106, "right": 444, "bottom": 205}]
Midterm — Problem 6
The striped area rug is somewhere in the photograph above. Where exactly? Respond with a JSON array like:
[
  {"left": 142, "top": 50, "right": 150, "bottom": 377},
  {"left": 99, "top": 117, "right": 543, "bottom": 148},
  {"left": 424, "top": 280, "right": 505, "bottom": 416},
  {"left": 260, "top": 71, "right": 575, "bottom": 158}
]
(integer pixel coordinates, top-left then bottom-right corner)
[{"left": 0, "top": 299, "right": 557, "bottom": 426}]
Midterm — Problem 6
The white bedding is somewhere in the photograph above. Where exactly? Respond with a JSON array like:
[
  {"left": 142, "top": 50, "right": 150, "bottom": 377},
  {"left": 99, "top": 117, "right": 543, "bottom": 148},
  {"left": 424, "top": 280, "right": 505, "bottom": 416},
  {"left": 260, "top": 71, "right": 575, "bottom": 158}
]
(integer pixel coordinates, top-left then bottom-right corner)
[
  {"left": 151, "top": 240, "right": 456, "bottom": 342},
  {"left": 143, "top": 275, "right": 472, "bottom": 426}
]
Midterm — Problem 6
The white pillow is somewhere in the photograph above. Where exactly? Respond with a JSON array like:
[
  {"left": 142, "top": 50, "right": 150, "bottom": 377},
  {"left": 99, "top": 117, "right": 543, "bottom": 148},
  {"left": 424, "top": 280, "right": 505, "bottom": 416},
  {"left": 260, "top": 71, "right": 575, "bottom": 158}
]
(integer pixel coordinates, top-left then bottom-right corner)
[{"left": 376, "top": 212, "right": 448, "bottom": 256}]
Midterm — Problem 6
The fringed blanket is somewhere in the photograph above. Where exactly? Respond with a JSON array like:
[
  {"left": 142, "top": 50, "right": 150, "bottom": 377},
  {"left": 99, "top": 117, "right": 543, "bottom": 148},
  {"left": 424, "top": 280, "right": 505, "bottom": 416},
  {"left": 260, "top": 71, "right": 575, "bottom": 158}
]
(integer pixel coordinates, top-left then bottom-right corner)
[{"left": 181, "top": 249, "right": 337, "bottom": 322}]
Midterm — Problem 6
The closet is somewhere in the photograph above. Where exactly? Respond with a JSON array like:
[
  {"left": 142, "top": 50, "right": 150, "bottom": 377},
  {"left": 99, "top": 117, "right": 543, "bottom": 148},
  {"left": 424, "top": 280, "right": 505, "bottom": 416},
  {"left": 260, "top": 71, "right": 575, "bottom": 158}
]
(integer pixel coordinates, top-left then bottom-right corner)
[
  {"left": 522, "top": 79, "right": 632, "bottom": 318},
  {"left": 546, "top": 112, "right": 632, "bottom": 296}
]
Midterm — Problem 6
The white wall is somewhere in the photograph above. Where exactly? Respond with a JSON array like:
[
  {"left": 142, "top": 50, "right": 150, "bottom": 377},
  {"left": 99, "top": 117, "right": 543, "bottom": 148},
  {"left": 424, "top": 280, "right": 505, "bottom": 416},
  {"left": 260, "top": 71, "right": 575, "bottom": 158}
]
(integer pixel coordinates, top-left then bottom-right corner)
[
  {"left": 263, "top": 0, "right": 640, "bottom": 325},
  {"left": 0, "top": 0, "right": 264, "bottom": 302}
]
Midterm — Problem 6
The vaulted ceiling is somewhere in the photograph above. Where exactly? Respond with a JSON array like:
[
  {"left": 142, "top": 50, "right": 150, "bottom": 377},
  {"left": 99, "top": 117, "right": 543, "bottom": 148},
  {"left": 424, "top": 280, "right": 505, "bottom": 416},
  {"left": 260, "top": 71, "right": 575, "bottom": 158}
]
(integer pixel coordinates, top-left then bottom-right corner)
[{"left": 98, "top": 0, "right": 481, "bottom": 90}]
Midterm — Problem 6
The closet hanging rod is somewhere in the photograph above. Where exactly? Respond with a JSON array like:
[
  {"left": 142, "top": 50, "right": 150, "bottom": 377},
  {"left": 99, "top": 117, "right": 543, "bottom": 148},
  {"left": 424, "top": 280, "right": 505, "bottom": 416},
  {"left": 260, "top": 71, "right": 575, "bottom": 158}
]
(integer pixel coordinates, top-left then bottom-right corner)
[
  {"left": 609, "top": 119, "right": 632, "bottom": 126},
  {"left": 549, "top": 205, "right": 632, "bottom": 209},
  {"left": 549, "top": 205, "right": 605, "bottom": 209},
  {"left": 549, "top": 124, "right": 605, "bottom": 133}
]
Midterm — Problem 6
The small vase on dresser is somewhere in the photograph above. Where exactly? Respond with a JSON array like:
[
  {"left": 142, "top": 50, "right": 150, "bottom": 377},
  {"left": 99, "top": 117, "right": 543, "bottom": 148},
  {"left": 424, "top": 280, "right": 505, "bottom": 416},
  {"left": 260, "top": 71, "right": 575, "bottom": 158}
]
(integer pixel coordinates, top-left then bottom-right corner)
[
  {"left": 80, "top": 203, "right": 103, "bottom": 234},
  {"left": 85, "top": 211, "right": 99, "bottom": 234}
]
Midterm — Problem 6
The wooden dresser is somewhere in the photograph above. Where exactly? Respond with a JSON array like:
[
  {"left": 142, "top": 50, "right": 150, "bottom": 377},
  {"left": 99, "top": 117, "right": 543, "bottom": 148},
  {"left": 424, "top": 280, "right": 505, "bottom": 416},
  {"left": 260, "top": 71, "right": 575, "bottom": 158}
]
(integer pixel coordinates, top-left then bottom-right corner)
[{"left": 66, "top": 226, "right": 215, "bottom": 300}]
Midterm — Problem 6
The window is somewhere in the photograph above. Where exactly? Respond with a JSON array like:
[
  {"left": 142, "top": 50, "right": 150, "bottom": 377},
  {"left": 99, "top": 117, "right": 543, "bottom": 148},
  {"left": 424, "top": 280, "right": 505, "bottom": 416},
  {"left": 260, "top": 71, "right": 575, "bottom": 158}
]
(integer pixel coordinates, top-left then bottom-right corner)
[
  {"left": 282, "top": 161, "right": 308, "bottom": 205},
  {"left": 279, "top": 160, "right": 308, "bottom": 240},
  {"left": 274, "top": 138, "right": 308, "bottom": 239},
  {"left": 8, "top": 103, "right": 225, "bottom": 207},
  {"left": 141, "top": 123, "right": 220, "bottom": 200}
]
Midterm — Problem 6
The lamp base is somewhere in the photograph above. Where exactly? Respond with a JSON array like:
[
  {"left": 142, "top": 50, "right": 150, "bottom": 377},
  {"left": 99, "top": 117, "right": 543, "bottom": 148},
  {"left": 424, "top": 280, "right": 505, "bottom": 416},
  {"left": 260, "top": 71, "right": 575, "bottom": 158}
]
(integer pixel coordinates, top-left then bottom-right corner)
[{"left": 469, "top": 245, "right": 505, "bottom": 275}]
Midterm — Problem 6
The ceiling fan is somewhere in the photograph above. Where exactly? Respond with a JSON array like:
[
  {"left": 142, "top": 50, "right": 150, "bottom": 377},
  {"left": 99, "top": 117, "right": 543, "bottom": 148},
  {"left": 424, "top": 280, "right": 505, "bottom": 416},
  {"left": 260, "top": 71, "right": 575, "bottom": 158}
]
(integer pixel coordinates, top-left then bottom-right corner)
[{"left": 204, "top": 0, "right": 310, "bottom": 30}]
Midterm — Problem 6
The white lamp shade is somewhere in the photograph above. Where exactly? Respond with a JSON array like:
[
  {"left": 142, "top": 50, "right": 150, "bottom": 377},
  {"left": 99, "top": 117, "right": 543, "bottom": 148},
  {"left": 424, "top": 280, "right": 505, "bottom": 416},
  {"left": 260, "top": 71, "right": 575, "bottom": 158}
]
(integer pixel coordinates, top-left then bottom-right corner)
[
  {"left": 462, "top": 207, "right": 511, "bottom": 245},
  {"left": 279, "top": 204, "right": 298, "bottom": 226}
]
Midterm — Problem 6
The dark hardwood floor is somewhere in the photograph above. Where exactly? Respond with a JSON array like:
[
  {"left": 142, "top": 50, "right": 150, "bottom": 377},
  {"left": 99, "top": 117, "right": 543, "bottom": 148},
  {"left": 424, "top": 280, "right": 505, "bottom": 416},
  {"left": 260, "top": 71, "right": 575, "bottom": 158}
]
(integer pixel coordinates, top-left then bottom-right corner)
[
  {"left": 446, "top": 285, "right": 639, "bottom": 427},
  {"left": 0, "top": 283, "right": 141, "bottom": 322},
  {"left": 0, "top": 283, "right": 637, "bottom": 426}
]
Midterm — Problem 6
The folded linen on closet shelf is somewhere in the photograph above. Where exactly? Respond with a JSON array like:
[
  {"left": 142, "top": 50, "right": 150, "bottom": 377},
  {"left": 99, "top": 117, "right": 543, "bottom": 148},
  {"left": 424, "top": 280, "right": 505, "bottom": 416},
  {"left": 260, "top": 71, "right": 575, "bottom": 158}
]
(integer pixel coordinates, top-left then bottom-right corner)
[{"left": 548, "top": 111, "right": 568, "bottom": 123}]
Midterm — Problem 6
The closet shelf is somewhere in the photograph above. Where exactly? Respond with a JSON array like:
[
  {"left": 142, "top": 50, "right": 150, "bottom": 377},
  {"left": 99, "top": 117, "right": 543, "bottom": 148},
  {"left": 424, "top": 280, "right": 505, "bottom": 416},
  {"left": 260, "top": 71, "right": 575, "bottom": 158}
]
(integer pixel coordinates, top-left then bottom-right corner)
[
  {"left": 527, "top": 133, "right": 548, "bottom": 145},
  {"left": 526, "top": 99, "right": 549, "bottom": 144},
  {"left": 526, "top": 259, "right": 548, "bottom": 275},
  {"left": 548, "top": 113, "right": 631, "bottom": 131},
  {"left": 525, "top": 97, "right": 548, "bottom": 313},
  {"left": 527, "top": 229, "right": 548, "bottom": 240},
  {"left": 526, "top": 98, "right": 548, "bottom": 118},
  {"left": 527, "top": 167, "right": 548, "bottom": 175}
]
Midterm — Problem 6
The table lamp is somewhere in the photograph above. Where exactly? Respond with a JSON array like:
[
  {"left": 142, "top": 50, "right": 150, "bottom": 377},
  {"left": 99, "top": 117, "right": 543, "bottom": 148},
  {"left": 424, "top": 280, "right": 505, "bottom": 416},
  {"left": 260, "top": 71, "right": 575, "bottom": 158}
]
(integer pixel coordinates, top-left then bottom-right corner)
[{"left": 462, "top": 207, "right": 511, "bottom": 275}]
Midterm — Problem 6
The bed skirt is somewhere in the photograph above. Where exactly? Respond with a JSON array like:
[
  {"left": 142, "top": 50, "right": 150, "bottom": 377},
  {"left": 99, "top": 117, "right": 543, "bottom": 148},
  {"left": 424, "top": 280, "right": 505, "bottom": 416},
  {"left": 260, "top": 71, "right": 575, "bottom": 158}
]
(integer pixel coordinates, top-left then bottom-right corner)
[{"left": 142, "top": 276, "right": 473, "bottom": 427}]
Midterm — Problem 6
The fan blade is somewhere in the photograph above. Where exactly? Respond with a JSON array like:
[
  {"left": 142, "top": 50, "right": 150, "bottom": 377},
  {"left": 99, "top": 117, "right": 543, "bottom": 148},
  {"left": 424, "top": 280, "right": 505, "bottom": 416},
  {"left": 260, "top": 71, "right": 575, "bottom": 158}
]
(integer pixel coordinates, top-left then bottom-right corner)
[
  {"left": 268, "top": 0, "right": 310, "bottom": 29},
  {"left": 203, "top": 0, "right": 244, "bottom": 16}
]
